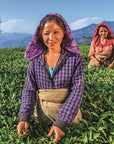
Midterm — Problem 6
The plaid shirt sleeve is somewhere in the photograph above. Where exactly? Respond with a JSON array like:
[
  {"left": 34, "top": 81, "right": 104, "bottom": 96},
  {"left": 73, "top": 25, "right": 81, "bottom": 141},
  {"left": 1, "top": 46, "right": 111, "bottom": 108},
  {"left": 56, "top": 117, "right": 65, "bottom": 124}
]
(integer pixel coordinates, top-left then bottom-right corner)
[
  {"left": 56, "top": 54, "right": 84, "bottom": 124},
  {"left": 19, "top": 60, "right": 37, "bottom": 123}
]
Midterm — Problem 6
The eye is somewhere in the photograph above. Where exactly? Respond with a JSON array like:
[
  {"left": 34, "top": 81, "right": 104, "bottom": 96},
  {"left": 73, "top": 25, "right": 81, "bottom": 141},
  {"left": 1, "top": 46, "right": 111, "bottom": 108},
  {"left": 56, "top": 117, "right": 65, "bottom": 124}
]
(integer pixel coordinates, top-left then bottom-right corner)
[
  {"left": 104, "top": 30, "right": 108, "bottom": 32},
  {"left": 54, "top": 31, "right": 59, "bottom": 34},
  {"left": 43, "top": 32, "right": 49, "bottom": 35}
]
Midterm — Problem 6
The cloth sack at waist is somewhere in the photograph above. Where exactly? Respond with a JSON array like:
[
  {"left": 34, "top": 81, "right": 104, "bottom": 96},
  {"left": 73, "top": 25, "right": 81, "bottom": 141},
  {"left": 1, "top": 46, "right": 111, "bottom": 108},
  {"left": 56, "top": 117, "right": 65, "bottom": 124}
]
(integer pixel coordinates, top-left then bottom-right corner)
[
  {"left": 36, "top": 89, "right": 82, "bottom": 124},
  {"left": 95, "top": 54, "right": 112, "bottom": 66},
  {"left": 38, "top": 89, "right": 69, "bottom": 102}
]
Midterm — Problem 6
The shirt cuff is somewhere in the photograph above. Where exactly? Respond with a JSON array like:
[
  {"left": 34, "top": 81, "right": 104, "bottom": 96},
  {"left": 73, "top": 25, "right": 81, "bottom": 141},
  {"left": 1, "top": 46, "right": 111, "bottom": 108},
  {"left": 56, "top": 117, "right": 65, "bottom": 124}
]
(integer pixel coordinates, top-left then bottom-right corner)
[
  {"left": 19, "top": 115, "right": 31, "bottom": 124},
  {"left": 53, "top": 119, "right": 67, "bottom": 132}
]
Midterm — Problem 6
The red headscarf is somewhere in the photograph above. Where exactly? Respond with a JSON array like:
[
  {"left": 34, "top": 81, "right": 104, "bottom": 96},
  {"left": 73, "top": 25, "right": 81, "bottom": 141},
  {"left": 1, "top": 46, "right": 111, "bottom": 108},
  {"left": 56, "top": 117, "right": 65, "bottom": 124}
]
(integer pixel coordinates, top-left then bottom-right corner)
[{"left": 93, "top": 23, "right": 113, "bottom": 47}]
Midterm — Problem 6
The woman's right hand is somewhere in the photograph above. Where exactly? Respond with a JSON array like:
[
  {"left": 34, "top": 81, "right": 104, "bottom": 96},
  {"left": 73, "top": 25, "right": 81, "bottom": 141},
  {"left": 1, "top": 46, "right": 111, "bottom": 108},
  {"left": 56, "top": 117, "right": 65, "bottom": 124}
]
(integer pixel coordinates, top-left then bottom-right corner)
[
  {"left": 17, "top": 121, "right": 29, "bottom": 136},
  {"left": 94, "top": 59, "right": 101, "bottom": 66}
]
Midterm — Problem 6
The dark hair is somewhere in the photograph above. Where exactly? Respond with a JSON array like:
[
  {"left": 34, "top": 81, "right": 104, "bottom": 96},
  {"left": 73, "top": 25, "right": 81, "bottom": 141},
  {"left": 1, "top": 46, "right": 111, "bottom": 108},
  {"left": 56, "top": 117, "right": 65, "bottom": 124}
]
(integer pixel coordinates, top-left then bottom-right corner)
[
  {"left": 38, "top": 15, "right": 66, "bottom": 49},
  {"left": 39, "top": 15, "right": 66, "bottom": 35}
]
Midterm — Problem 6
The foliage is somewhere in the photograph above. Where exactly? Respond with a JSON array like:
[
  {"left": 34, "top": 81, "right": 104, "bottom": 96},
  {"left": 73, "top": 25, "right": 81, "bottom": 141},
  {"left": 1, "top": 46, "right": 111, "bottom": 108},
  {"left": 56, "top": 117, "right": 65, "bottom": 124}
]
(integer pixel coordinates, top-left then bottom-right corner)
[
  {"left": 0, "top": 46, "right": 114, "bottom": 144},
  {"left": 82, "top": 36, "right": 92, "bottom": 45}
]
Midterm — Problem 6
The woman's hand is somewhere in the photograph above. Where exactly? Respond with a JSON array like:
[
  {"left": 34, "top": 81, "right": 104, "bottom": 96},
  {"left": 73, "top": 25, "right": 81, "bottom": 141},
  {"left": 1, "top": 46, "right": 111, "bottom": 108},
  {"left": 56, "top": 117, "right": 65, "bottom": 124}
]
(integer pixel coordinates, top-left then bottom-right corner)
[
  {"left": 108, "top": 63, "right": 114, "bottom": 69},
  {"left": 17, "top": 121, "right": 29, "bottom": 136},
  {"left": 47, "top": 126, "right": 65, "bottom": 143},
  {"left": 90, "top": 56, "right": 101, "bottom": 67},
  {"left": 94, "top": 59, "right": 101, "bottom": 66}
]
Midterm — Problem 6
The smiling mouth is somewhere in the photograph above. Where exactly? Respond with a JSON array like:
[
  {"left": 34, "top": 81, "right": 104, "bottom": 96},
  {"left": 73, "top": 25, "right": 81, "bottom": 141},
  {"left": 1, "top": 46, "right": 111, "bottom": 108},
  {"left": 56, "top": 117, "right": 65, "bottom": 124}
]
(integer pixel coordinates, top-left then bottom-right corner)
[
  {"left": 101, "top": 35, "right": 106, "bottom": 37},
  {"left": 49, "top": 42, "right": 56, "bottom": 46}
]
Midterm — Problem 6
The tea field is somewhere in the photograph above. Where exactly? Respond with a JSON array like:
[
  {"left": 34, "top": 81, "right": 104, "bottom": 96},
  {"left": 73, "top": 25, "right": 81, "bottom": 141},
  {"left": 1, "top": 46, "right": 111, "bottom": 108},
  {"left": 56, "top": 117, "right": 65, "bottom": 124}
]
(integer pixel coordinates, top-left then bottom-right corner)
[{"left": 0, "top": 46, "right": 114, "bottom": 144}]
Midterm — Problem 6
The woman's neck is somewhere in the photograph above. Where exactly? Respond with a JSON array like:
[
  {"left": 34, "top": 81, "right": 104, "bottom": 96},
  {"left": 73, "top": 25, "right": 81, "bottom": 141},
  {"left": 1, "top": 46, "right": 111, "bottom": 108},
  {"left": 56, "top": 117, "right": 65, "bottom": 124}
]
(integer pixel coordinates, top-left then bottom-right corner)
[
  {"left": 46, "top": 48, "right": 61, "bottom": 56},
  {"left": 100, "top": 37, "right": 107, "bottom": 45},
  {"left": 45, "top": 49, "right": 61, "bottom": 68}
]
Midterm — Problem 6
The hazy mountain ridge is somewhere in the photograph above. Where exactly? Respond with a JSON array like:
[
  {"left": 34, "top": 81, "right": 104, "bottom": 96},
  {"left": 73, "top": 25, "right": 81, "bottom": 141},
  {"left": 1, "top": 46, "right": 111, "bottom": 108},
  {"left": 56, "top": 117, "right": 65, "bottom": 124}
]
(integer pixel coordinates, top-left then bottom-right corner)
[
  {"left": 0, "top": 21, "right": 114, "bottom": 48},
  {"left": 0, "top": 32, "right": 32, "bottom": 48}
]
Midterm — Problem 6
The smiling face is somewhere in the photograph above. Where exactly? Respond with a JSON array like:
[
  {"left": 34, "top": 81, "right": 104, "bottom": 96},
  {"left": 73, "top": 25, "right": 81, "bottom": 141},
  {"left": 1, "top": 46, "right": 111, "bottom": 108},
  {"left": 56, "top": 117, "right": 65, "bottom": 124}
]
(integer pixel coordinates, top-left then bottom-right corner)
[
  {"left": 98, "top": 26, "right": 109, "bottom": 39},
  {"left": 41, "top": 20, "right": 64, "bottom": 52}
]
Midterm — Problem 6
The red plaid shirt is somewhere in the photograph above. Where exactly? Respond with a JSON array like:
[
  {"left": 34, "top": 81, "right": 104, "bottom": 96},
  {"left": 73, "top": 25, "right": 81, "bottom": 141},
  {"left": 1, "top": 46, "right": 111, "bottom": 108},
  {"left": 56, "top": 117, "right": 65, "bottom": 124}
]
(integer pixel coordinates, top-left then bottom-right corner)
[{"left": 88, "top": 39, "right": 114, "bottom": 58}]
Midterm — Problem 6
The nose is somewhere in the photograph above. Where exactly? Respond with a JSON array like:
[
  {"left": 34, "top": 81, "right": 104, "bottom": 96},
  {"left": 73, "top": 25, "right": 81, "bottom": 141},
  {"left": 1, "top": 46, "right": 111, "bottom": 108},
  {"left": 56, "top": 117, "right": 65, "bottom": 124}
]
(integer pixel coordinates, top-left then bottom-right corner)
[
  {"left": 103, "top": 31, "right": 106, "bottom": 34},
  {"left": 49, "top": 33, "right": 54, "bottom": 40}
]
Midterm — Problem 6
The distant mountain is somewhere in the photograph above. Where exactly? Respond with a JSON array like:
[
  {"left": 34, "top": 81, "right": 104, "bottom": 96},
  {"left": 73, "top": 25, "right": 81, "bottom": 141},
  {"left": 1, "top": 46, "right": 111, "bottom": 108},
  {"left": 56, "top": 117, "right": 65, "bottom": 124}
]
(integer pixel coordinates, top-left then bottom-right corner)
[
  {"left": 0, "top": 32, "right": 32, "bottom": 48},
  {"left": 0, "top": 21, "right": 114, "bottom": 48},
  {"left": 72, "top": 21, "right": 114, "bottom": 44}
]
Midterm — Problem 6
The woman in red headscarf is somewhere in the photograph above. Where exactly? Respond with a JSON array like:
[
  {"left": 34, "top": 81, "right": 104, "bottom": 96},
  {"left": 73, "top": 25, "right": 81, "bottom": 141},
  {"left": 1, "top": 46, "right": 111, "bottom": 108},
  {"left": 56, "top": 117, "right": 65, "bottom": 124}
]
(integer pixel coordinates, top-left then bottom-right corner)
[{"left": 88, "top": 23, "right": 114, "bottom": 68}]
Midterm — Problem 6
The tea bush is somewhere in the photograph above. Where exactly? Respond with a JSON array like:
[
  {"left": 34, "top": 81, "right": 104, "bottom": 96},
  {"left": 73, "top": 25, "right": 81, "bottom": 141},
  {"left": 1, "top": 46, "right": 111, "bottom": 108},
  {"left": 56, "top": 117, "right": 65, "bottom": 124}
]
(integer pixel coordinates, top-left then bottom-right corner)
[{"left": 0, "top": 46, "right": 114, "bottom": 144}]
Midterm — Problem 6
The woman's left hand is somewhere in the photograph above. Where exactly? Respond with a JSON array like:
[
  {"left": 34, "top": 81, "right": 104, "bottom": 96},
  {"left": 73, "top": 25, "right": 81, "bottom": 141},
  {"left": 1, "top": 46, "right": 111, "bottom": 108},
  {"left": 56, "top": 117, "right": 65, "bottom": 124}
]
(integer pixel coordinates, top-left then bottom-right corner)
[{"left": 47, "top": 126, "right": 65, "bottom": 143}]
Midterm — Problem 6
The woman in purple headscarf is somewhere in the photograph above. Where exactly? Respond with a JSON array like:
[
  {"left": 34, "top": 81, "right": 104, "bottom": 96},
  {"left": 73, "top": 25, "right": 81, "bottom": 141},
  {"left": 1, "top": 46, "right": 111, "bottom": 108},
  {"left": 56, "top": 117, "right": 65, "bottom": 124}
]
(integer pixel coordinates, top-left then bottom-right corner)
[{"left": 17, "top": 13, "right": 84, "bottom": 143}]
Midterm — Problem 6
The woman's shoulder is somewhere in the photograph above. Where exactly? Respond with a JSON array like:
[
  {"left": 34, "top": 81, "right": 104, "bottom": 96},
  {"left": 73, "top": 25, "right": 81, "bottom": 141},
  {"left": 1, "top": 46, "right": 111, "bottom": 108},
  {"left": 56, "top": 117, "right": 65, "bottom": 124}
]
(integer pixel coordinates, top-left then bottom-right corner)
[
  {"left": 90, "top": 39, "right": 94, "bottom": 45},
  {"left": 107, "top": 38, "right": 114, "bottom": 46},
  {"left": 29, "top": 55, "right": 41, "bottom": 66},
  {"left": 112, "top": 38, "right": 114, "bottom": 45},
  {"left": 70, "top": 52, "right": 83, "bottom": 62}
]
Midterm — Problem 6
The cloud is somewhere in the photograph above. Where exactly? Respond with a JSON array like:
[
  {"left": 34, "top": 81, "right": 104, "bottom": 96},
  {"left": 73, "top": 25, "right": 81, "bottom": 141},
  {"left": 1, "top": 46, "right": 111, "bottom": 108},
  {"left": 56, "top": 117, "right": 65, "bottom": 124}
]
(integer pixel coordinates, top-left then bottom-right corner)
[
  {"left": 0, "top": 17, "right": 103, "bottom": 33},
  {"left": 70, "top": 17, "right": 102, "bottom": 30},
  {"left": 0, "top": 19, "right": 35, "bottom": 34}
]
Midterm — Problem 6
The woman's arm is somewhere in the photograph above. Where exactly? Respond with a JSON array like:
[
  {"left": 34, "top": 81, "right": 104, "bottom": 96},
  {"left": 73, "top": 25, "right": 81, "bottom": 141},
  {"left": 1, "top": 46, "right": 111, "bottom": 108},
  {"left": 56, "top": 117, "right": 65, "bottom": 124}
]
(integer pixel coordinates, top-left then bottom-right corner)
[
  {"left": 88, "top": 41, "right": 101, "bottom": 66},
  {"left": 90, "top": 56, "right": 101, "bottom": 66},
  {"left": 108, "top": 42, "right": 114, "bottom": 68},
  {"left": 88, "top": 40, "right": 95, "bottom": 58},
  {"left": 19, "top": 60, "right": 37, "bottom": 123},
  {"left": 54, "top": 55, "right": 84, "bottom": 128}
]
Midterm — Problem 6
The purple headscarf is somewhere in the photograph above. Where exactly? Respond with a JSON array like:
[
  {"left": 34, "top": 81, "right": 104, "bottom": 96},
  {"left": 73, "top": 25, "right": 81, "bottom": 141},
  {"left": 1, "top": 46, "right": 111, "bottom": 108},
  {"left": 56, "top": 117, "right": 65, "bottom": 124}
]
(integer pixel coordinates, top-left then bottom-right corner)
[{"left": 24, "top": 13, "right": 81, "bottom": 60}]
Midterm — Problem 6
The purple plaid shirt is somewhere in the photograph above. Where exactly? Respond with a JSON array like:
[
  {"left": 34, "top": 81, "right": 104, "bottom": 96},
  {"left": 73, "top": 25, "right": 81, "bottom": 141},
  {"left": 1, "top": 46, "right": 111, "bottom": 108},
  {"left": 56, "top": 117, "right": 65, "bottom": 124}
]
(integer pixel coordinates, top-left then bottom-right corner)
[{"left": 19, "top": 48, "right": 84, "bottom": 125}]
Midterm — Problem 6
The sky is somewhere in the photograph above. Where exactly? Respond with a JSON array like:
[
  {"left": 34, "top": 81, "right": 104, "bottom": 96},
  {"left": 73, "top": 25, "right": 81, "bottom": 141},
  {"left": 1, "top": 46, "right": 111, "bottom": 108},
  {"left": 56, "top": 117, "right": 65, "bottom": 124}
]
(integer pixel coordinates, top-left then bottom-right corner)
[{"left": 0, "top": 0, "right": 114, "bottom": 34}]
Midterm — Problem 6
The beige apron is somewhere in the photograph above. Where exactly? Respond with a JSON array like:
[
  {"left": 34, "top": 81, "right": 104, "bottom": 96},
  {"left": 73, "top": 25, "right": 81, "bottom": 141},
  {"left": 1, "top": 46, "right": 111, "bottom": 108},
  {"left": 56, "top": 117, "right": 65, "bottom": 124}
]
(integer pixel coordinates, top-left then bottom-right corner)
[{"left": 34, "top": 89, "right": 82, "bottom": 124}]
